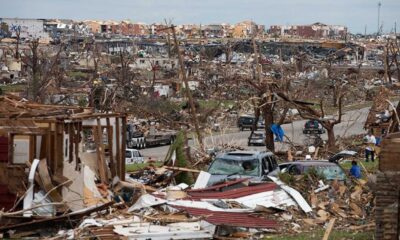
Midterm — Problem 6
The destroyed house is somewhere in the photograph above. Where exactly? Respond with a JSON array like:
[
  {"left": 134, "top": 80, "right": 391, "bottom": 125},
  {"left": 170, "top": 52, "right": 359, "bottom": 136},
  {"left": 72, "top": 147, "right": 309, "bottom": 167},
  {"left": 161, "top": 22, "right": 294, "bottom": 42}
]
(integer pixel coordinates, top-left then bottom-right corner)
[
  {"left": 0, "top": 95, "right": 126, "bottom": 212},
  {"left": 364, "top": 87, "right": 394, "bottom": 139}
]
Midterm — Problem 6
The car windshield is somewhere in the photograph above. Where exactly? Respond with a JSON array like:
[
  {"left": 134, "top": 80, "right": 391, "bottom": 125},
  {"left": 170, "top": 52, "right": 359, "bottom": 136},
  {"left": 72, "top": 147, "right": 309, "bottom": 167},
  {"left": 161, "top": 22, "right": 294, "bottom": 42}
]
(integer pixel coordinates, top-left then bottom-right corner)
[
  {"left": 125, "top": 151, "right": 132, "bottom": 158},
  {"left": 208, "top": 158, "right": 260, "bottom": 176},
  {"left": 252, "top": 133, "right": 264, "bottom": 138},
  {"left": 304, "top": 165, "right": 346, "bottom": 180}
]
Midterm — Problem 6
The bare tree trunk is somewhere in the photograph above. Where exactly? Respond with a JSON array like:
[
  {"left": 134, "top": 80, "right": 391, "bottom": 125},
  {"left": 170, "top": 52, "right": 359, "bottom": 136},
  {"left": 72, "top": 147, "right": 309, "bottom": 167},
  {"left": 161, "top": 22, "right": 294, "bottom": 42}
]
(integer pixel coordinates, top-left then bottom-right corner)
[
  {"left": 15, "top": 29, "right": 20, "bottom": 60},
  {"left": 384, "top": 43, "right": 389, "bottom": 83},
  {"left": 171, "top": 25, "right": 204, "bottom": 151},
  {"left": 30, "top": 40, "right": 40, "bottom": 101},
  {"left": 325, "top": 124, "right": 336, "bottom": 150},
  {"left": 262, "top": 102, "right": 275, "bottom": 152}
]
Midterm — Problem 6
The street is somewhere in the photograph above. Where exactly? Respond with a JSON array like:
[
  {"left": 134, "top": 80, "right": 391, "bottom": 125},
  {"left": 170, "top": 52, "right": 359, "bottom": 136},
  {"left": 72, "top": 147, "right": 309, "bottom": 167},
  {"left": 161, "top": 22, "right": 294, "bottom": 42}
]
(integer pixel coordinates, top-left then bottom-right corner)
[{"left": 141, "top": 107, "right": 369, "bottom": 161}]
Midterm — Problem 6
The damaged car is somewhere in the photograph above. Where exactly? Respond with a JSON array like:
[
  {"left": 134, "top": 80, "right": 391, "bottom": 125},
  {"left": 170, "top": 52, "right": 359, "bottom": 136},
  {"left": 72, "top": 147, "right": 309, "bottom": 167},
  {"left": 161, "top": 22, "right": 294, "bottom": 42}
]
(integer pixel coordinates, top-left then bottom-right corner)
[
  {"left": 206, "top": 150, "right": 280, "bottom": 186},
  {"left": 279, "top": 150, "right": 357, "bottom": 181}
]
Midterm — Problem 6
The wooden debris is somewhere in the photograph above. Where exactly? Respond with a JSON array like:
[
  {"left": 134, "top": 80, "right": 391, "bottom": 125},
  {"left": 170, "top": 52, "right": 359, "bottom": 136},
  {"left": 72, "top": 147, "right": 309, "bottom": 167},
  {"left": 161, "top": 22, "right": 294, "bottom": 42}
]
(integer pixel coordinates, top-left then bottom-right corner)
[
  {"left": 322, "top": 218, "right": 336, "bottom": 240},
  {"left": 165, "top": 166, "right": 201, "bottom": 173},
  {"left": 95, "top": 118, "right": 108, "bottom": 184}
]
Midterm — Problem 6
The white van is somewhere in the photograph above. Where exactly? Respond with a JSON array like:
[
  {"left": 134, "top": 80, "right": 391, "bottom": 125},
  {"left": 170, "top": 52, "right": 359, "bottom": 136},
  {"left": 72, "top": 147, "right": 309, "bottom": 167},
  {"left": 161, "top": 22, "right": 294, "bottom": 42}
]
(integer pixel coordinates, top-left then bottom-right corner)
[{"left": 125, "top": 149, "right": 144, "bottom": 164}]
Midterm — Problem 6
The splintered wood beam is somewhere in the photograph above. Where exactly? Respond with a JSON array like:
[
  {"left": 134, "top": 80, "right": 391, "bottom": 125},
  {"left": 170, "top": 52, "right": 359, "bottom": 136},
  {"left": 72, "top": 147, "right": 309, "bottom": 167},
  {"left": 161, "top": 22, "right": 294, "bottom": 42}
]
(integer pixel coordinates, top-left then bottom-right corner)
[
  {"left": 57, "top": 123, "right": 64, "bottom": 176},
  {"left": 106, "top": 118, "right": 116, "bottom": 178},
  {"left": 322, "top": 218, "right": 336, "bottom": 240},
  {"left": 120, "top": 116, "right": 127, "bottom": 181},
  {"left": 74, "top": 122, "right": 81, "bottom": 171},
  {"left": 115, "top": 117, "right": 121, "bottom": 179},
  {"left": 95, "top": 118, "right": 108, "bottom": 184},
  {"left": 68, "top": 123, "right": 74, "bottom": 163}
]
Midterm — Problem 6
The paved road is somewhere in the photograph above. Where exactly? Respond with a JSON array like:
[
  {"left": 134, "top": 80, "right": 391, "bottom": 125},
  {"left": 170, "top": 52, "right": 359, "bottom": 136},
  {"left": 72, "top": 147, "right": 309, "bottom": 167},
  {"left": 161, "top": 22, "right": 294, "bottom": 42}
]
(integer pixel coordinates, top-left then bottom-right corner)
[{"left": 141, "top": 107, "right": 369, "bottom": 160}]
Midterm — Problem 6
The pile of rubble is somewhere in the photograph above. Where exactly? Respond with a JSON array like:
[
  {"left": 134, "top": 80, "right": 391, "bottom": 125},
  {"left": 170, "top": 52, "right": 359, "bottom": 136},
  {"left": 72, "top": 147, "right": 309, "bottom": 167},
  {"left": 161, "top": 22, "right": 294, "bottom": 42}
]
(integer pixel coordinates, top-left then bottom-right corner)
[
  {"left": 276, "top": 171, "right": 375, "bottom": 234},
  {"left": 0, "top": 160, "right": 376, "bottom": 239}
]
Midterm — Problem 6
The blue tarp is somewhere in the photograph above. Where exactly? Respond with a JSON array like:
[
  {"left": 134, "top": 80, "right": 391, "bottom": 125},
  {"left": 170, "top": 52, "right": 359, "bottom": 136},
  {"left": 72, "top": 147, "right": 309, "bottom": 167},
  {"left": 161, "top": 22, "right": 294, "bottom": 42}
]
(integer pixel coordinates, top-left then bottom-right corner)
[{"left": 271, "top": 124, "right": 285, "bottom": 142}]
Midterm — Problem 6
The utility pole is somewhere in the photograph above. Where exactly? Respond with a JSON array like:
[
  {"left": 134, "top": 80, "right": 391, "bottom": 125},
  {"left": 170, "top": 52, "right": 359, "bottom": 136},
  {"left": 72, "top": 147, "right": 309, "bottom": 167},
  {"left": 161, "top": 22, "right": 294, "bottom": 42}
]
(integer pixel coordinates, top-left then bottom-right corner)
[
  {"left": 377, "top": 2, "right": 381, "bottom": 37},
  {"left": 364, "top": 25, "right": 367, "bottom": 37},
  {"left": 170, "top": 25, "right": 204, "bottom": 151}
]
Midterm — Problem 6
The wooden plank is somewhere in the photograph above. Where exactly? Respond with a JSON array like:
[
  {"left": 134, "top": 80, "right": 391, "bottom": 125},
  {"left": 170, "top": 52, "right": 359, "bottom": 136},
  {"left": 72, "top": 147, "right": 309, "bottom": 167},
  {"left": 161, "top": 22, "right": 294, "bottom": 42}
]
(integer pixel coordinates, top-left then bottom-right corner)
[
  {"left": 165, "top": 166, "right": 201, "bottom": 173},
  {"left": 322, "top": 218, "right": 336, "bottom": 240},
  {"left": 53, "top": 123, "right": 64, "bottom": 174},
  {"left": 74, "top": 122, "right": 81, "bottom": 171},
  {"left": 40, "top": 133, "right": 47, "bottom": 160},
  {"left": 50, "top": 123, "right": 57, "bottom": 175},
  {"left": 45, "top": 127, "right": 51, "bottom": 172},
  {"left": 8, "top": 134, "right": 14, "bottom": 164},
  {"left": 36, "top": 159, "right": 68, "bottom": 212},
  {"left": 115, "top": 117, "right": 121, "bottom": 179},
  {"left": 106, "top": 118, "right": 116, "bottom": 178},
  {"left": 68, "top": 123, "right": 74, "bottom": 163},
  {"left": 56, "top": 123, "right": 64, "bottom": 175},
  {"left": 30, "top": 135, "right": 36, "bottom": 160},
  {"left": 120, "top": 116, "right": 127, "bottom": 180},
  {"left": 96, "top": 118, "right": 108, "bottom": 184}
]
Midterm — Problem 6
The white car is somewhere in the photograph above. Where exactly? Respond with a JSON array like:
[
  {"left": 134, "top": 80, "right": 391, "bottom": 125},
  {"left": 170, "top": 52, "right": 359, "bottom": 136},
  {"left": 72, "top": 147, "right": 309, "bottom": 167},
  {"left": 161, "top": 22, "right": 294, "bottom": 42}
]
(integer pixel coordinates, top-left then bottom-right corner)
[{"left": 125, "top": 149, "right": 144, "bottom": 164}]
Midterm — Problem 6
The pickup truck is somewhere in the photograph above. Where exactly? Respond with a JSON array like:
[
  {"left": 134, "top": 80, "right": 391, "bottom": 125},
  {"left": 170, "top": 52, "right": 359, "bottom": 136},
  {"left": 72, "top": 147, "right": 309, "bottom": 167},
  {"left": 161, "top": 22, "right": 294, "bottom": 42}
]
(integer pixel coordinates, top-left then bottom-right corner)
[
  {"left": 126, "top": 123, "right": 176, "bottom": 149},
  {"left": 125, "top": 149, "right": 144, "bottom": 164}
]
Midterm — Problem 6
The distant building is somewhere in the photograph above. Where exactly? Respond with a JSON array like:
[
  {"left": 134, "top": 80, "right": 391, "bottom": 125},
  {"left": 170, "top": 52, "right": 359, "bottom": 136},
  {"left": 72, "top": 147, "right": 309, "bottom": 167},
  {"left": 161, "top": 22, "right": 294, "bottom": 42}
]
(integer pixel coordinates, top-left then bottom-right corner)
[
  {"left": 132, "top": 57, "right": 178, "bottom": 71},
  {"left": 233, "top": 21, "right": 265, "bottom": 38},
  {"left": 84, "top": 20, "right": 102, "bottom": 34},
  {"left": 0, "top": 18, "right": 50, "bottom": 40},
  {"left": 269, "top": 22, "right": 347, "bottom": 39},
  {"left": 203, "top": 24, "right": 224, "bottom": 38}
]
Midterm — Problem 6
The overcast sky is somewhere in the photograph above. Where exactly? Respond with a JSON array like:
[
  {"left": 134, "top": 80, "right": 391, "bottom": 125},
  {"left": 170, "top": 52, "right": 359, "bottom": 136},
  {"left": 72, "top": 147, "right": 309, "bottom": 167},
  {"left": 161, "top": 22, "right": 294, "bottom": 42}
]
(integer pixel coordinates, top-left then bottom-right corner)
[{"left": 1, "top": 0, "right": 399, "bottom": 34}]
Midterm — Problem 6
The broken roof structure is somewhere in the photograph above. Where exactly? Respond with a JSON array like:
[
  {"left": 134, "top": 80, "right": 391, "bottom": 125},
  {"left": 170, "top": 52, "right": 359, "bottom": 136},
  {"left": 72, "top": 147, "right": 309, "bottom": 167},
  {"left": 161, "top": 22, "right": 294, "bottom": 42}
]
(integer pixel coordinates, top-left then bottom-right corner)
[
  {"left": 364, "top": 87, "right": 394, "bottom": 136},
  {"left": 0, "top": 95, "right": 126, "bottom": 214}
]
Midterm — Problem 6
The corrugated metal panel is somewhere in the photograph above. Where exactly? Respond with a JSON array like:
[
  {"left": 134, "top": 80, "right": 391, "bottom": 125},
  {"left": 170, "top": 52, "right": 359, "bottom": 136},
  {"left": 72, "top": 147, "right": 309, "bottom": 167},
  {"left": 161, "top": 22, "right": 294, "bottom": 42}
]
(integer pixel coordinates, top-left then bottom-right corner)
[
  {"left": 175, "top": 206, "right": 278, "bottom": 229},
  {"left": 188, "top": 178, "right": 248, "bottom": 193},
  {"left": 187, "top": 182, "right": 277, "bottom": 200}
]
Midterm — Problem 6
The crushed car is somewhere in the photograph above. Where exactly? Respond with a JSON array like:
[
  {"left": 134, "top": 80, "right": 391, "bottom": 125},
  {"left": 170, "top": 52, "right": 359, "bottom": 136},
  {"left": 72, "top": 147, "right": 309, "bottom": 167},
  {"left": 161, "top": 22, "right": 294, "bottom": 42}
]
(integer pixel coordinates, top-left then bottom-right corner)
[{"left": 206, "top": 150, "right": 280, "bottom": 186}]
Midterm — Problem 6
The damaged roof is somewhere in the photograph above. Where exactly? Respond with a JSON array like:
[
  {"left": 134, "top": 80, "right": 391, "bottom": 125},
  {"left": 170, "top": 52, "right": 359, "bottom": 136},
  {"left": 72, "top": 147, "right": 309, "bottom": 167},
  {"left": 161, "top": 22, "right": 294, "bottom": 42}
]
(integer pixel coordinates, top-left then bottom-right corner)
[
  {"left": 187, "top": 182, "right": 277, "bottom": 200},
  {"left": 0, "top": 95, "right": 85, "bottom": 118},
  {"left": 0, "top": 95, "right": 123, "bottom": 119},
  {"left": 173, "top": 206, "right": 278, "bottom": 229}
]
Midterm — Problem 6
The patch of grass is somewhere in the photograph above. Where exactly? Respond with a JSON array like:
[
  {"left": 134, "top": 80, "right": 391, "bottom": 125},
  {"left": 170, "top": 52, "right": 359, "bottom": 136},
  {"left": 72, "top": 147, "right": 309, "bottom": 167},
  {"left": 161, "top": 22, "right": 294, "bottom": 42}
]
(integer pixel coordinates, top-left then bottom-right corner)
[
  {"left": 68, "top": 71, "right": 88, "bottom": 80},
  {"left": 198, "top": 99, "right": 235, "bottom": 109},
  {"left": 125, "top": 161, "right": 163, "bottom": 172},
  {"left": 340, "top": 159, "right": 379, "bottom": 173},
  {"left": 0, "top": 83, "right": 27, "bottom": 93},
  {"left": 265, "top": 230, "right": 374, "bottom": 240}
]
